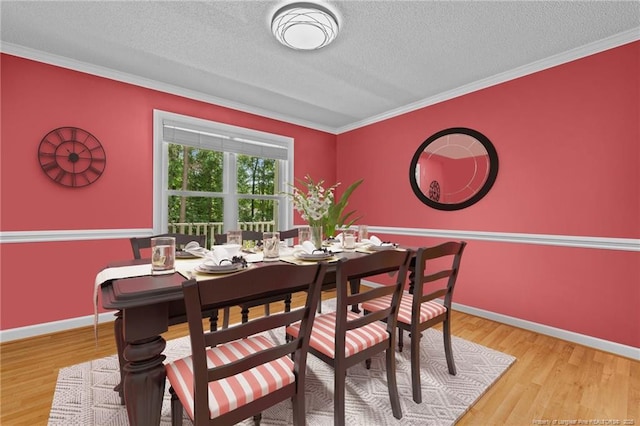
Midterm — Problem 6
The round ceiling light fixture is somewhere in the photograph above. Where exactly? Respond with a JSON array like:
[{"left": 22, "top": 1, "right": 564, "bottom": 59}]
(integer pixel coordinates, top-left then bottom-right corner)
[{"left": 271, "top": 2, "right": 339, "bottom": 51}]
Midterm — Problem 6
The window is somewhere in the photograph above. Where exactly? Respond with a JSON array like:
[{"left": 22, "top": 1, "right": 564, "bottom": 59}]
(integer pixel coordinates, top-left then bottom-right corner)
[{"left": 153, "top": 110, "right": 294, "bottom": 238}]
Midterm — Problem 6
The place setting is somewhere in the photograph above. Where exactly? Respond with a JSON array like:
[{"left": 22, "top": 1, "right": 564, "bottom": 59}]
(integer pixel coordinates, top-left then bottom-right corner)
[
  {"left": 180, "top": 241, "right": 251, "bottom": 278},
  {"left": 327, "top": 225, "right": 398, "bottom": 253},
  {"left": 280, "top": 240, "right": 340, "bottom": 265},
  {"left": 193, "top": 257, "right": 248, "bottom": 275},
  {"left": 356, "top": 235, "right": 400, "bottom": 252}
]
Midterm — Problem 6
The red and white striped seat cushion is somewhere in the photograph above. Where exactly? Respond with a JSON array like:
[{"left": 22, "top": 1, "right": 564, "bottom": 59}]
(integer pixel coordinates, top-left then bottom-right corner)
[
  {"left": 286, "top": 311, "right": 389, "bottom": 359},
  {"left": 361, "top": 292, "right": 447, "bottom": 325},
  {"left": 165, "top": 335, "right": 295, "bottom": 420}
]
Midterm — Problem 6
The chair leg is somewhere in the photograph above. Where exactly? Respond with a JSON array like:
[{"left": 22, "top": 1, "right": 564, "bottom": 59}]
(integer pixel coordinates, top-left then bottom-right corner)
[
  {"left": 398, "top": 328, "right": 404, "bottom": 352},
  {"left": 264, "top": 303, "right": 270, "bottom": 316},
  {"left": 253, "top": 413, "right": 262, "bottom": 425},
  {"left": 385, "top": 346, "right": 403, "bottom": 419},
  {"left": 410, "top": 329, "right": 422, "bottom": 404},
  {"left": 222, "top": 307, "right": 230, "bottom": 329},
  {"left": 168, "top": 386, "right": 183, "bottom": 426},
  {"left": 334, "top": 368, "right": 346, "bottom": 426},
  {"left": 443, "top": 318, "right": 457, "bottom": 376},
  {"left": 292, "top": 386, "right": 305, "bottom": 425}
]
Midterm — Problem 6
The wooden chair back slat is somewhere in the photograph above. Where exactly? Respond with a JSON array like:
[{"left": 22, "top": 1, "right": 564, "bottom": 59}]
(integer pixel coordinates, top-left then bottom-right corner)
[
  {"left": 414, "top": 242, "right": 466, "bottom": 306},
  {"left": 207, "top": 341, "right": 300, "bottom": 382},
  {"left": 278, "top": 228, "right": 299, "bottom": 240},
  {"left": 335, "top": 250, "right": 412, "bottom": 338},
  {"left": 204, "top": 309, "right": 306, "bottom": 348}
]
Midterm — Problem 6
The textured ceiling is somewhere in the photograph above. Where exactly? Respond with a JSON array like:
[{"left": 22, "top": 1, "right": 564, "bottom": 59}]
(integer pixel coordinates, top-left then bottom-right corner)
[{"left": 1, "top": 1, "right": 639, "bottom": 133}]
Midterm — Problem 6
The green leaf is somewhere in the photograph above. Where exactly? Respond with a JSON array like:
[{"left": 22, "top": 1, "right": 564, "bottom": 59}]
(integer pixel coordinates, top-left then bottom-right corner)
[{"left": 324, "top": 178, "right": 364, "bottom": 237}]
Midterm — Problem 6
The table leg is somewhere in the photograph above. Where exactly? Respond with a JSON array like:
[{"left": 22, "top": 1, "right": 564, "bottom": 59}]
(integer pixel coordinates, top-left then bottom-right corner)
[
  {"left": 408, "top": 267, "right": 416, "bottom": 294},
  {"left": 210, "top": 308, "right": 220, "bottom": 331},
  {"left": 123, "top": 336, "right": 167, "bottom": 426},
  {"left": 284, "top": 293, "right": 292, "bottom": 312},
  {"left": 114, "top": 311, "right": 126, "bottom": 405},
  {"left": 406, "top": 265, "right": 421, "bottom": 346}
]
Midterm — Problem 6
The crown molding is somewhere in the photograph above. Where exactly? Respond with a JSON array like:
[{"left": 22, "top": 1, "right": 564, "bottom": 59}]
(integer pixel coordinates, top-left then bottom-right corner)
[
  {"left": 0, "top": 43, "right": 336, "bottom": 134},
  {"left": 336, "top": 27, "right": 640, "bottom": 134}
]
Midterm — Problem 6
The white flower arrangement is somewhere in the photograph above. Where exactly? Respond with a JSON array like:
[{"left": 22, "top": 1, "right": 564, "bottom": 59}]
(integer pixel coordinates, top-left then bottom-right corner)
[
  {"left": 288, "top": 175, "right": 337, "bottom": 226},
  {"left": 286, "top": 175, "right": 363, "bottom": 239}
]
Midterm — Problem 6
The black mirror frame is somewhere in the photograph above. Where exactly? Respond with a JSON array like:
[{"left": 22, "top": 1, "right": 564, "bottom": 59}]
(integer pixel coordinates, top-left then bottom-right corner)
[{"left": 409, "top": 127, "right": 499, "bottom": 211}]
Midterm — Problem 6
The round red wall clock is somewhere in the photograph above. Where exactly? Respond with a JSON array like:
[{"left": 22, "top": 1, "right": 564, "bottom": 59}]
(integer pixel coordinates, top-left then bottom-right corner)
[{"left": 37, "top": 127, "right": 106, "bottom": 187}]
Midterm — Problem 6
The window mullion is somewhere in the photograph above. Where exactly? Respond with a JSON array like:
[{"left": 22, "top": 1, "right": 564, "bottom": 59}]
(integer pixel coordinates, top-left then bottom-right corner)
[{"left": 223, "top": 152, "right": 238, "bottom": 231}]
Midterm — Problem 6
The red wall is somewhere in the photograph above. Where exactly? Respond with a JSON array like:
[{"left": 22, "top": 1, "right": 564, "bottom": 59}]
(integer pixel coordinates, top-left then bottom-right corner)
[
  {"left": 1, "top": 41, "right": 638, "bottom": 349},
  {"left": 336, "top": 42, "right": 639, "bottom": 347},
  {"left": 0, "top": 54, "right": 336, "bottom": 329}
]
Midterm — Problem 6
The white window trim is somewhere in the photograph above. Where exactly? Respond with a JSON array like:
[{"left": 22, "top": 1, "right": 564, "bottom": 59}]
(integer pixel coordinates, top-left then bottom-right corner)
[{"left": 152, "top": 109, "right": 294, "bottom": 234}]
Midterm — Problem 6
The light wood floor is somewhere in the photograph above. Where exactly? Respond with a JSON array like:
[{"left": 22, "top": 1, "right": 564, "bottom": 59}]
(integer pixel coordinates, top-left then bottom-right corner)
[{"left": 1, "top": 290, "right": 638, "bottom": 425}]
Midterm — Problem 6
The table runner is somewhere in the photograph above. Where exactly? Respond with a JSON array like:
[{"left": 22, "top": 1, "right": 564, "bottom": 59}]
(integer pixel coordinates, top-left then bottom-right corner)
[
  {"left": 92, "top": 258, "right": 202, "bottom": 340},
  {"left": 92, "top": 256, "right": 270, "bottom": 340}
]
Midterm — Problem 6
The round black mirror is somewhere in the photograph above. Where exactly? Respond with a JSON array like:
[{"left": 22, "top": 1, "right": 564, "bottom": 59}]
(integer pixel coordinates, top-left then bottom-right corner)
[{"left": 409, "top": 127, "right": 499, "bottom": 211}]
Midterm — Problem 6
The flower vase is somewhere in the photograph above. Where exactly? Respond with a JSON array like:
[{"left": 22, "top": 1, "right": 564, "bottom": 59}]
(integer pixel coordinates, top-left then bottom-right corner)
[{"left": 311, "top": 225, "right": 323, "bottom": 250}]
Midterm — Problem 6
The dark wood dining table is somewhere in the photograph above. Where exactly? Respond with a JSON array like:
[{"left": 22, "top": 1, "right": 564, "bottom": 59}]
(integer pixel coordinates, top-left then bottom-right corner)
[{"left": 99, "top": 250, "right": 380, "bottom": 426}]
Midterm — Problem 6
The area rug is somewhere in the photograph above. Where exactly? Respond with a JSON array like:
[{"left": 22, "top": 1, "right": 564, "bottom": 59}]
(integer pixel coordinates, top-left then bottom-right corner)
[{"left": 49, "top": 300, "right": 515, "bottom": 425}]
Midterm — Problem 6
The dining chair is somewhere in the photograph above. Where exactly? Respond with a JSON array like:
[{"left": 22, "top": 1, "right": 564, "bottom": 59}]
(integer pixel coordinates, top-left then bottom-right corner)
[
  {"left": 361, "top": 241, "right": 467, "bottom": 403},
  {"left": 165, "top": 262, "right": 327, "bottom": 426},
  {"left": 278, "top": 227, "right": 299, "bottom": 240},
  {"left": 285, "top": 249, "right": 413, "bottom": 426},
  {"left": 213, "top": 230, "right": 263, "bottom": 245},
  {"left": 129, "top": 233, "right": 206, "bottom": 259}
]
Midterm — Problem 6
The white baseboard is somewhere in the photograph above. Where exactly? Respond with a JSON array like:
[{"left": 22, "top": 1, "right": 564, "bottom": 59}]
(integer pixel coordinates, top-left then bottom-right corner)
[
  {"left": 364, "top": 281, "right": 639, "bottom": 360},
  {"left": 450, "top": 302, "right": 640, "bottom": 361},
  {"left": 2, "top": 286, "right": 638, "bottom": 361},
  {"left": 0, "top": 312, "right": 116, "bottom": 343}
]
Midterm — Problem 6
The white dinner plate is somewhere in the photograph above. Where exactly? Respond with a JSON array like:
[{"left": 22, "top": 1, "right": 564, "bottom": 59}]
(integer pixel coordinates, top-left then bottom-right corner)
[
  {"left": 195, "top": 263, "right": 243, "bottom": 274},
  {"left": 176, "top": 251, "right": 199, "bottom": 259},
  {"left": 294, "top": 252, "right": 334, "bottom": 261}
]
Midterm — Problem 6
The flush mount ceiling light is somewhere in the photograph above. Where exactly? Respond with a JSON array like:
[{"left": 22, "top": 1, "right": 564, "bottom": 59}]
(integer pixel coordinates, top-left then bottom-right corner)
[{"left": 271, "top": 2, "right": 339, "bottom": 51}]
